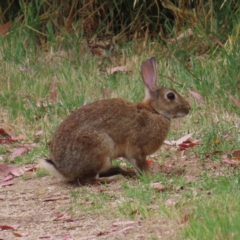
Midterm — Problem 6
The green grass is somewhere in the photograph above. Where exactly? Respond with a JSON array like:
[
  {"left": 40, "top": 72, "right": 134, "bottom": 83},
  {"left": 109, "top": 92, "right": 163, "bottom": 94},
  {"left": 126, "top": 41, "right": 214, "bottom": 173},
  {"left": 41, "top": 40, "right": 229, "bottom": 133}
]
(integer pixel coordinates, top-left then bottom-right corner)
[{"left": 0, "top": 20, "right": 240, "bottom": 238}]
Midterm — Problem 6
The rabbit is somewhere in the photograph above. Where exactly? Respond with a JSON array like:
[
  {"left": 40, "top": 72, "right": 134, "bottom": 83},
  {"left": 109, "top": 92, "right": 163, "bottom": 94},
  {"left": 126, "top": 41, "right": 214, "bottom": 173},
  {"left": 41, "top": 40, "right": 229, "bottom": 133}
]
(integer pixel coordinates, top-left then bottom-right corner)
[{"left": 40, "top": 57, "right": 190, "bottom": 184}]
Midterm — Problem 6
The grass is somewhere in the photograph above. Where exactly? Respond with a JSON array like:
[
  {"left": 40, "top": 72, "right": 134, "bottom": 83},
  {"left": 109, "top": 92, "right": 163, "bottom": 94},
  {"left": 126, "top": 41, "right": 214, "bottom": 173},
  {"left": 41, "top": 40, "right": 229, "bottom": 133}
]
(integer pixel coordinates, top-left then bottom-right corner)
[{"left": 0, "top": 20, "right": 240, "bottom": 239}]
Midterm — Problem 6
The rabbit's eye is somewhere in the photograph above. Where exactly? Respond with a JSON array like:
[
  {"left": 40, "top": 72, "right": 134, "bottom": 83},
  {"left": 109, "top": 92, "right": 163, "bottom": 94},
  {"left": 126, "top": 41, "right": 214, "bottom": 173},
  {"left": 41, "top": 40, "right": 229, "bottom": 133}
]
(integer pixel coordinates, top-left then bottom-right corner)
[{"left": 167, "top": 92, "right": 175, "bottom": 100}]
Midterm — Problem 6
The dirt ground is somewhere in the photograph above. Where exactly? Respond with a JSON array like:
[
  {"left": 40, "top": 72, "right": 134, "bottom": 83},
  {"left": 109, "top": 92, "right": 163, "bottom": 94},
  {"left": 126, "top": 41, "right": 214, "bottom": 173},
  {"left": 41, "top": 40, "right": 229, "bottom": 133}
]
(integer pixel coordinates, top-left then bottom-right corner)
[
  {"left": 0, "top": 177, "right": 178, "bottom": 240},
  {"left": 0, "top": 150, "right": 238, "bottom": 240}
]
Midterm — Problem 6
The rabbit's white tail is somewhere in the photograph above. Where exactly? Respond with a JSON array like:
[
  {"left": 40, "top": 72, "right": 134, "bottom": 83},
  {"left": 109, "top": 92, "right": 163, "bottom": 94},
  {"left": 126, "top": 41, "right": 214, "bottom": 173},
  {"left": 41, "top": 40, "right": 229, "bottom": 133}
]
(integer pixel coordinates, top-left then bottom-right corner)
[{"left": 39, "top": 158, "right": 68, "bottom": 181}]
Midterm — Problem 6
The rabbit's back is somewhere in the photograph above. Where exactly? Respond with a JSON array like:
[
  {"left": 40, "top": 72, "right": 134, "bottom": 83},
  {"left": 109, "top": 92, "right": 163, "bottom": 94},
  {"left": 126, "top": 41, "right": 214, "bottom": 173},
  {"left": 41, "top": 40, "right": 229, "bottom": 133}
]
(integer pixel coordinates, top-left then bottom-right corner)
[{"left": 50, "top": 98, "right": 170, "bottom": 158}]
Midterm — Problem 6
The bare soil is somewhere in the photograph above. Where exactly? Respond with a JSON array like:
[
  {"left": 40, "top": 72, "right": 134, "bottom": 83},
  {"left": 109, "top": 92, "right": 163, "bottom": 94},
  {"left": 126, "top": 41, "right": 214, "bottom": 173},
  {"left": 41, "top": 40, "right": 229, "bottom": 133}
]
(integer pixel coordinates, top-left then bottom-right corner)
[{"left": 0, "top": 150, "right": 238, "bottom": 240}]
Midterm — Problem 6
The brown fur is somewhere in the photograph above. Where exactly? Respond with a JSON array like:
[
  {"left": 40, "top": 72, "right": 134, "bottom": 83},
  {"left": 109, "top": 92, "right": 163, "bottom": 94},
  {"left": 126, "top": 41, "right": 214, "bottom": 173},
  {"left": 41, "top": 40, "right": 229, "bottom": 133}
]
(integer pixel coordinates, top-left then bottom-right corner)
[{"left": 40, "top": 57, "right": 190, "bottom": 183}]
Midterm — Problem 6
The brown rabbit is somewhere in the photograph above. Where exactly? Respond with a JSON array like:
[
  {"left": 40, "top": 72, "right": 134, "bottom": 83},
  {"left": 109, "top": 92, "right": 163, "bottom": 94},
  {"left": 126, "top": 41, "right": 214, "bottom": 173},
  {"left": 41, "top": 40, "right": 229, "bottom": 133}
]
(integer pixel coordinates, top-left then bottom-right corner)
[{"left": 40, "top": 57, "right": 190, "bottom": 184}]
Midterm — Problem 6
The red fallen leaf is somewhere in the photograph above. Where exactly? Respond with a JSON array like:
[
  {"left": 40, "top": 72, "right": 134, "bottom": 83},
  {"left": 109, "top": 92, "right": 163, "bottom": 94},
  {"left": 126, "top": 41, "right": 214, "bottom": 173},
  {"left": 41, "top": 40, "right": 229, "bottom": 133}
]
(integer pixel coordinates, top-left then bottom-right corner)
[
  {"left": 178, "top": 140, "right": 199, "bottom": 150},
  {"left": 0, "top": 128, "right": 10, "bottom": 137},
  {"left": 0, "top": 164, "right": 25, "bottom": 177},
  {"left": 23, "top": 166, "right": 37, "bottom": 172},
  {"left": 0, "top": 224, "right": 19, "bottom": 230},
  {"left": 232, "top": 150, "right": 240, "bottom": 157},
  {"left": 9, "top": 147, "right": 29, "bottom": 161},
  {"left": 0, "top": 21, "right": 11, "bottom": 36},
  {"left": 231, "top": 97, "right": 240, "bottom": 108},
  {"left": 91, "top": 49, "right": 102, "bottom": 55},
  {"left": 50, "top": 90, "right": 57, "bottom": 101},
  {"left": 0, "top": 138, "right": 16, "bottom": 144},
  {"left": 0, "top": 180, "right": 14, "bottom": 187},
  {"left": 1, "top": 174, "right": 14, "bottom": 182},
  {"left": 11, "top": 134, "right": 25, "bottom": 141},
  {"left": 106, "top": 66, "right": 129, "bottom": 75},
  {"left": 180, "top": 214, "right": 190, "bottom": 224},
  {"left": 190, "top": 91, "right": 205, "bottom": 104},
  {"left": 146, "top": 159, "right": 155, "bottom": 165},
  {"left": 50, "top": 83, "right": 57, "bottom": 102}
]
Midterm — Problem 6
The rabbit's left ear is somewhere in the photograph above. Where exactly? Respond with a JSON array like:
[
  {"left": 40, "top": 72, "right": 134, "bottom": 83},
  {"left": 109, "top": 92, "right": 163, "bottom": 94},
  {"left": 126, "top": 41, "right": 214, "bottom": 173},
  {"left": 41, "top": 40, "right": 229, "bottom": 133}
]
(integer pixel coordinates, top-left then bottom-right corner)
[{"left": 141, "top": 57, "right": 157, "bottom": 92}]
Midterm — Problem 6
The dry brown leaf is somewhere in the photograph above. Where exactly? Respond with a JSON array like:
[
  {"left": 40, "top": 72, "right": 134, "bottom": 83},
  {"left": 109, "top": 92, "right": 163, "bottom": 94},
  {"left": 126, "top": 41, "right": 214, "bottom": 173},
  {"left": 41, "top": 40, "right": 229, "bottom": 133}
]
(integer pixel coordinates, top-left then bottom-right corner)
[
  {"left": 175, "top": 133, "right": 193, "bottom": 145},
  {"left": 150, "top": 182, "right": 165, "bottom": 192},
  {"left": 0, "top": 21, "right": 11, "bottom": 36},
  {"left": 166, "top": 28, "right": 194, "bottom": 43},
  {"left": 0, "top": 224, "right": 19, "bottom": 230},
  {"left": 106, "top": 66, "right": 129, "bottom": 75}
]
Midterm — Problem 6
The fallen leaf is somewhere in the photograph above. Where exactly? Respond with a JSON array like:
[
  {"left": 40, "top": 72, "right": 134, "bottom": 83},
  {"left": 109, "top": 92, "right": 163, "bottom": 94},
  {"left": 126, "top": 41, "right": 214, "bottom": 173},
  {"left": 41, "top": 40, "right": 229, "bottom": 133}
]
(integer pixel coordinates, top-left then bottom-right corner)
[
  {"left": 0, "top": 224, "right": 19, "bottom": 230},
  {"left": 11, "top": 134, "right": 25, "bottom": 141},
  {"left": 180, "top": 214, "right": 190, "bottom": 224},
  {"left": 231, "top": 97, "right": 240, "bottom": 108},
  {"left": 36, "top": 130, "right": 44, "bottom": 136},
  {"left": 106, "top": 66, "right": 129, "bottom": 75},
  {"left": 50, "top": 83, "right": 57, "bottom": 102},
  {"left": 23, "top": 166, "right": 37, "bottom": 172},
  {"left": 43, "top": 211, "right": 72, "bottom": 222},
  {"left": 213, "top": 137, "right": 220, "bottom": 144},
  {"left": 163, "top": 140, "right": 172, "bottom": 145},
  {"left": 146, "top": 159, "right": 155, "bottom": 165},
  {"left": 0, "top": 138, "right": 16, "bottom": 144},
  {"left": 222, "top": 154, "right": 239, "bottom": 166},
  {"left": 166, "top": 28, "right": 194, "bottom": 43},
  {"left": 178, "top": 140, "right": 200, "bottom": 150},
  {"left": 0, "top": 21, "right": 11, "bottom": 36},
  {"left": 13, "top": 231, "right": 29, "bottom": 237},
  {"left": 9, "top": 147, "right": 28, "bottom": 161},
  {"left": 0, "top": 180, "right": 14, "bottom": 187},
  {"left": 1, "top": 174, "right": 14, "bottom": 182},
  {"left": 91, "top": 49, "right": 102, "bottom": 55},
  {"left": 19, "top": 67, "right": 31, "bottom": 71},
  {"left": 43, "top": 197, "right": 69, "bottom": 202},
  {"left": 0, "top": 128, "right": 10, "bottom": 137},
  {"left": 190, "top": 91, "right": 205, "bottom": 104},
  {"left": 112, "top": 221, "right": 135, "bottom": 226},
  {"left": 175, "top": 133, "right": 193, "bottom": 145},
  {"left": 165, "top": 198, "right": 176, "bottom": 206},
  {"left": 232, "top": 150, "right": 240, "bottom": 158},
  {"left": 0, "top": 164, "right": 25, "bottom": 177},
  {"left": 150, "top": 182, "right": 165, "bottom": 192}
]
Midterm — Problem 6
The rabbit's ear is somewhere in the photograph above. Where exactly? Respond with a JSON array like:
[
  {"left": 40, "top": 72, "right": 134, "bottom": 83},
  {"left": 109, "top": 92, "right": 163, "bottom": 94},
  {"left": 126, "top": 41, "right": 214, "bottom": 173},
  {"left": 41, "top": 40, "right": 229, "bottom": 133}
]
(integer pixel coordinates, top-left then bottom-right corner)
[{"left": 141, "top": 57, "right": 157, "bottom": 93}]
